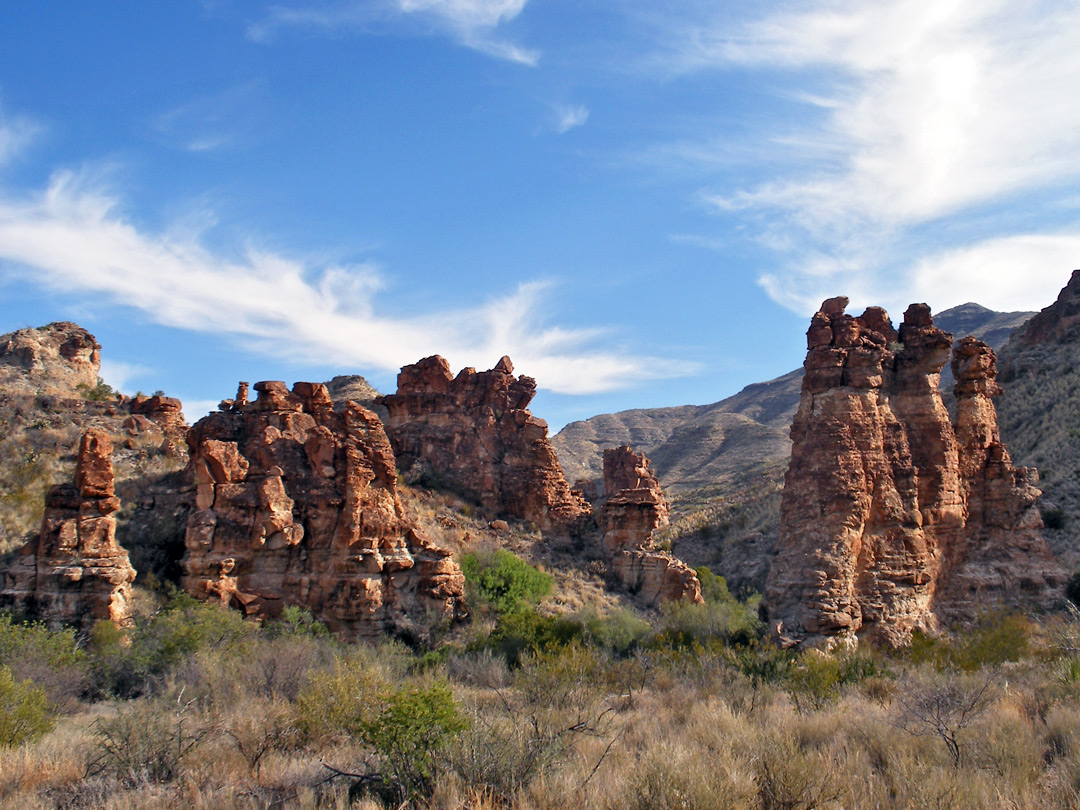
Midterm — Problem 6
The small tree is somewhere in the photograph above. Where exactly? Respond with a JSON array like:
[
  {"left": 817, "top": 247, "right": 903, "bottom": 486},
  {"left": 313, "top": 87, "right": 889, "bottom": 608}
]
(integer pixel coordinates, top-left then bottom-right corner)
[
  {"left": 895, "top": 673, "right": 996, "bottom": 768},
  {"left": 358, "top": 680, "right": 468, "bottom": 804}
]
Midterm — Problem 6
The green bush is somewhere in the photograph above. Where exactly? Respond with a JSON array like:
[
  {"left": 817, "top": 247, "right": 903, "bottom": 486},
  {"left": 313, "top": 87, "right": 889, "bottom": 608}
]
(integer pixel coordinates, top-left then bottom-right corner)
[
  {"left": 582, "top": 607, "right": 652, "bottom": 657},
  {"left": 460, "top": 549, "right": 552, "bottom": 615},
  {"left": 0, "top": 612, "right": 88, "bottom": 708},
  {"left": 653, "top": 597, "right": 763, "bottom": 650},
  {"left": 785, "top": 651, "right": 842, "bottom": 712},
  {"left": 358, "top": 680, "right": 468, "bottom": 804},
  {"left": 294, "top": 654, "right": 387, "bottom": 743},
  {"left": 76, "top": 376, "right": 117, "bottom": 402},
  {"left": 908, "top": 613, "right": 1032, "bottom": 672},
  {"left": 94, "top": 592, "right": 257, "bottom": 697},
  {"left": 485, "top": 609, "right": 584, "bottom": 666},
  {"left": 0, "top": 665, "right": 56, "bottom": 747},
  {"left": 696, "top": 566, "right": 733, "bottom": 604}
]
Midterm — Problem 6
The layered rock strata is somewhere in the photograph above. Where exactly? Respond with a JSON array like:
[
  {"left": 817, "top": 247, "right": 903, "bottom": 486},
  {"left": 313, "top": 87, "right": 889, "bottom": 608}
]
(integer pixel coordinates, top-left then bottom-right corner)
[
  {"left": 599, "top": 446, "right": 701, "bottom": 605},
  {"left": 765, "top": 299, "right": 1062, "bottom": 648},
  {"left": 182, "top": 381, "right": 466, "bottom": 640},
  {"left": 378, "top": 356, "right": 589, "bottom": 530},
  {"left": 1, "top": 430, "right": 136, "bottom": 630}
]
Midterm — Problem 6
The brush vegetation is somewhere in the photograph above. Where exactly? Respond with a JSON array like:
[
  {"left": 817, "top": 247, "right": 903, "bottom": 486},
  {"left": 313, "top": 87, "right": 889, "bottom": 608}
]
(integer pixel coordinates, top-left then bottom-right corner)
[{"left": 2, "top": 565, "right": 1080, "bottom": 809}]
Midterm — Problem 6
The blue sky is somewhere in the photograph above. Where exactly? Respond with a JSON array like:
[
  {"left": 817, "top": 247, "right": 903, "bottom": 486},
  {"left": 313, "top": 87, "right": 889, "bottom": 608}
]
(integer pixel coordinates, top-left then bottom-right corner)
[{"left": 1, "top": 0, "right": 1079, "bottom": 429}]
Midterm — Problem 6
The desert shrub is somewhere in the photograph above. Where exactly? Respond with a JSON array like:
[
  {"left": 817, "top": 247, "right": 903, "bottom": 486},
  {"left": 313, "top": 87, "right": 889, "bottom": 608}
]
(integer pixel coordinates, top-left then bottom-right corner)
[
  {"left": 0, "top": 612, "right": 88, "bottom": 710},
  {"left": 460, "top": 549, "right": 552, "bottom": 615},
  {"left": 653, "top": 597, "right": 762, "bottom": 650},
  {"left": 1067, "top": 571, "right": 1080, "bottom": 608},
  {"left": 294, "top": 654, "right": 388, "bottom": 744},
  {"left": 220, "top": 696, "right": 301, "bottom": 775},
  {"left": 695, "top": 566, "right": 733, "bottom": 604},
  {"left": 357, "top": 680, "right": 469, "bottom": 805},
  {"left": 908, "top": 613, "right": 1032, "bottom": 672},
  {"left": 582, "top": 607, "right": 652, "bottom": 657},
  {"left": 265, "top": 604, "right": 330, "bottom": 638},
  {"left": 1042, "top": 507, "right": 1068, "bottom": 530},
  {"left": 616, "top": 740, "right": 757, "bottom": 810},
  {"left": 76, "top": 376, "right": 116, "bottom": 402},
  {"left": 0, "top": 665, "right": 56, "bottom": 747},
  {"left": 484, "top": 609, "right": 584, "bottom": 666},
  {"left": 86, "top": 693, "right": 214, "bottom": 785},
  {"left": 755, "top": 735, "right": 845, "bottom": 810},
  {"left": 94, "top": 591, "right": 257, "bottom": 697},
  {"left": 785, "top": 651, "right": 842, "bottom": 712}
]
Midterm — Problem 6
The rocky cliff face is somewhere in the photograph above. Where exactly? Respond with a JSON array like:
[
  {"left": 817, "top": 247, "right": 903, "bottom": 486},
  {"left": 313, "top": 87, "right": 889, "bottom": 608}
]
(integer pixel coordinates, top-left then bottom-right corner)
[
  {"left": 182, "top": 381, "right": 466, "bottom": 640},
  {"left": 599, "top": 446, "right": 701, "bottom": 605},
  {"left": 1, "top": 430, "right": 136, "bottom": 630},
  {"left": 765, "top": 299, "right": 1062, "bottom": 649},
  {"left": 379, "top": 356, "right": 589, "bottom": 530}
]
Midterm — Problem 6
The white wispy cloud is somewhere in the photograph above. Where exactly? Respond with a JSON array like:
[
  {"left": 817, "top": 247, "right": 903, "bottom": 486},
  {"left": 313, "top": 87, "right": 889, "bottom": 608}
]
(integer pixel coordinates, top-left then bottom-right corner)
[
  {"left": 0, "top": 171, "right": 689, "bottom": 395},
  {"left": 249, "top": 0, "right": 538, "bottom": 65},
  {"left": 551, "top": 103, "right": 589, "bottom": 134},
  {"left": 98, "top": 359, "right": 153, "bottom": 394},
  {"left": 662, "top": 0, "right": 1080, "bottom": 313},
  {"left": 0, "top": 111, "right": 41, "bottom": 168}
]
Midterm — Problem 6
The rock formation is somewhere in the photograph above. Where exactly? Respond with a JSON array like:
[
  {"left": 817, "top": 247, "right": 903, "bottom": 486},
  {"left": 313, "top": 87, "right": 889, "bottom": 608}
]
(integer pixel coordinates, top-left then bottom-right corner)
[
  {"left": 1, "top": 430, "right": 136, "bottom": 630},
  {"left": 378, "top": 356, "right": 589, "bottom": 530},
  {"left": 125, "top": 394, "right": 188, "bottom": 456},
  {"left": 0, "top": 322, "right": 102, "bottom": 395},
  {"left": 765, "top": 299, "right": 1062, "bottom": 649},
  {"left": 182, "top": 381, "right": 466, "bottom": 640},
  {"left": 599, "top": 446, "right": 701, "bottom": 605}
]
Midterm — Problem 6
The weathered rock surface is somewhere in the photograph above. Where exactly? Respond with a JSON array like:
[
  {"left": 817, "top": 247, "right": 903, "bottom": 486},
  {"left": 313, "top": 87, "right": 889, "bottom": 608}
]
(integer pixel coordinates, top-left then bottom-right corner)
[
  {"left": 0, "top": 322, "right": 102, "bottom": 396},
  {"left": 379, "top": 356, "right": 589, "bottom": 530},
  {"left": 599, "top": 446, "right": 701, "bottom": 605},
  {"left": 1, "top": 430, "right": 136, "bottom": 630},
  {"left": 182, "top": 380, "right": 466, "bottom": 640},
  {"left": 765, "top": 300, "right": 1062, "bottom": 649}
]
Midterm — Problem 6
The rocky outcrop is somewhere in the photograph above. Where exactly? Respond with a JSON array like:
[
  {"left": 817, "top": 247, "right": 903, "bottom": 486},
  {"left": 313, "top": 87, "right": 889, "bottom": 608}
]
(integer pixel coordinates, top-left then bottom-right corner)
[
  {"left": 765, "top": 299, "right": 1063, "bottom": 649},
  {"left": 599, "top": 446, "right": 701, "bottom": 605},
  {"left": 125, "top": 394, "right": 188, "bottom": 456},
  {"left": 1, "top": 430, "right": 136, "bottom": 630},
  {"left": 378, "top": 356, "right": 589, "bottom": 530},
  {"left": 182, "top": 381, "right": 466, "bottom": 640},
  {"left": 0, "top": 322, "right": 102, "bottom": 396}
]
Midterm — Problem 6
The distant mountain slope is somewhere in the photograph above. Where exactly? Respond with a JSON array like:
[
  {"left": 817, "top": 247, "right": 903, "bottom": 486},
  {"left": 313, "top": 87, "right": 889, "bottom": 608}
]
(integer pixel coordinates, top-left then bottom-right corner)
[
  {"left": 552, "top": 302, "right": 1034, "bottom": 593},
  {"left": 997, "top": 271, "right": 1080, "bottom": 570}
]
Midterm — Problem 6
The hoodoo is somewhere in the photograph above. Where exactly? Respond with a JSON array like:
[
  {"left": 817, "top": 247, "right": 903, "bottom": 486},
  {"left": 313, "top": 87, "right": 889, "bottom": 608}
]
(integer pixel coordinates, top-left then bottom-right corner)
[{"left": 765, "top": 299, "right": 1062, "bottom": 648}]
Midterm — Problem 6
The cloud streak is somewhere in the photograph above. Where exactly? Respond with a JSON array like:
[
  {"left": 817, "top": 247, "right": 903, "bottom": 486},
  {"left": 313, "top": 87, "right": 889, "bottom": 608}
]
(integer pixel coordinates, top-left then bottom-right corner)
[
  {"left": 665, "top": 0, "right": 1080, "bottom": 313},
  {"left": 249, "top": 0, "right": 538, "bottom": 65},
  {"left": 0, "top": 171, "right": 688, "bottom": 395},
  {"left": 551, "top": 103, "right": 589, "bottom": 134}
]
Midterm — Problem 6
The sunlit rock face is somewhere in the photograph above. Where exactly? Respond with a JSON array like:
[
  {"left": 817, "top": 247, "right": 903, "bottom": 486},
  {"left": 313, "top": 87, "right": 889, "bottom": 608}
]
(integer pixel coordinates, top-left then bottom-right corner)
[
  {"left": 378, "top": 355, "right": 590, "bottom": 530},
  {"left": 182, "top": 381, "right": 465, "bottom": 641},
  {"left": 600, "top": 445, "right": 701, "bottom": 606},
  {"left": 765, "top": 300, "right": 1063, "bottom": 649},
  {"left": 2, "top": 430, "right": 136, "bottom": 630}
]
